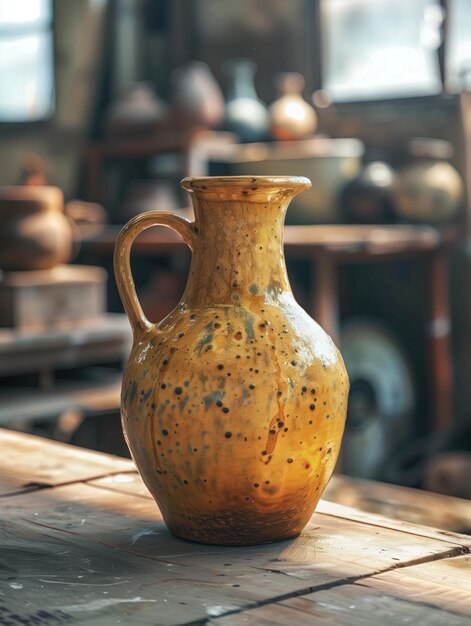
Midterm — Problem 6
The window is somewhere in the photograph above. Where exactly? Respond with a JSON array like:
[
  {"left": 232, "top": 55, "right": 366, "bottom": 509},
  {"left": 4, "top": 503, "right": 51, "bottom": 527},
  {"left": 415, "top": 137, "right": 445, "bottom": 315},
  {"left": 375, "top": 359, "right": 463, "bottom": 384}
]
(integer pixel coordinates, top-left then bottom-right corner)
[
  {"left": 446, "top": 0, "right": 471, "bottom": 92},
  {"left": 321, "top": 0, "right": 443, "bottom": 102},
  {"left": 0, "top": 0, "right": 54, "bottom": 122}
]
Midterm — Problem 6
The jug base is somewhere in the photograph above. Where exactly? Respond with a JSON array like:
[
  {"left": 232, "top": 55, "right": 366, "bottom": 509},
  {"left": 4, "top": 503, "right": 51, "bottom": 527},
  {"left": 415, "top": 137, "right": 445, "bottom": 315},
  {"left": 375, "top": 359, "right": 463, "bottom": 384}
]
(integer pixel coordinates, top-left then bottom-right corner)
[
  {"left": 165, "top": 511, "right": 307, "bottom": 546},
  {"left": 169, "top": 526, "right": 302, "bottom": 546}
]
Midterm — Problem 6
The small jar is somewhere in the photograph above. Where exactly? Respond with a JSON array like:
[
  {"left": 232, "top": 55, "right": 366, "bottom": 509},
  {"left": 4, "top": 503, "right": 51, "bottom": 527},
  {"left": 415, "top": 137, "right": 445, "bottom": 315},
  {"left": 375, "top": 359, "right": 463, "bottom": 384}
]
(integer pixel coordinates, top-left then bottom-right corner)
[{"left": 269, "top": 73, "right": 317, "bottom": 141}]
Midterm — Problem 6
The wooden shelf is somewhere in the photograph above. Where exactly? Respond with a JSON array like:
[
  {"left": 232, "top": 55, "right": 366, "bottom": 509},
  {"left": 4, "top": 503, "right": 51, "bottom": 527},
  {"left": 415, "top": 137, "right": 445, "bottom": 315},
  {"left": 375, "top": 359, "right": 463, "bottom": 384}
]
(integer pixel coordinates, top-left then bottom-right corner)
[
  {"left": 83, "top": 130, "right": 238, "bottom": 203},
  {"left": 0, "top": 373, "right": 122, "bottom": 425},
  {"left": 0, "top": 314, "right": 131, "bottom": 425},
  {"left": 85, "top": 129, "right": 237, "bottom": 158},
  {"left": 81, "top": 223, "right": 460, "bottom": 261},
  {"left": 0, "top": 313, "right": 131, "bottom": 376}
]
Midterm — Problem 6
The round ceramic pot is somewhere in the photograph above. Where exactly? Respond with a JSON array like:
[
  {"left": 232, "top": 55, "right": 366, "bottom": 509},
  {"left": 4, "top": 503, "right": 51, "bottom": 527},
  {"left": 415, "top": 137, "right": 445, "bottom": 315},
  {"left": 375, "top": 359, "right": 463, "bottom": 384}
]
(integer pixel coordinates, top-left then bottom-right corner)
[
  {"left": 392, "top": 139, "right": 464, "bottom": 223},
  {"left": 269, "top": 73, "right": 317, "bottom": 141},
  {"left": 0, "top": 186, "right": 74, "bottom": 271}
]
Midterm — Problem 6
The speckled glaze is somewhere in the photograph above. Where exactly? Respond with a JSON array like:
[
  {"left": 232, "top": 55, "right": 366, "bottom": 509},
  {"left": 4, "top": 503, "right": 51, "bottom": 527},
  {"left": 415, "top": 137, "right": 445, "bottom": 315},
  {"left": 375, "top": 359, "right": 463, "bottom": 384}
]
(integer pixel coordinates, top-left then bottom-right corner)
[{"left": 114, "top": 176, "right": 349, "bottom": 545}]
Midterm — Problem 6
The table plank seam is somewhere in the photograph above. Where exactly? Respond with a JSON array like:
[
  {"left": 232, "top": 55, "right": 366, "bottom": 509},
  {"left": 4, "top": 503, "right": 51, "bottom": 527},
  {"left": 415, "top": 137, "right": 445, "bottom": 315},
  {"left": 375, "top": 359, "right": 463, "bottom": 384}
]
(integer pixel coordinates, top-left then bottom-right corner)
[
  {"left": 177, "top": 546, "right": 470, "bottom": 626},
  {"left": 0, "top": 469, "right": 138, "bottom": 499}
]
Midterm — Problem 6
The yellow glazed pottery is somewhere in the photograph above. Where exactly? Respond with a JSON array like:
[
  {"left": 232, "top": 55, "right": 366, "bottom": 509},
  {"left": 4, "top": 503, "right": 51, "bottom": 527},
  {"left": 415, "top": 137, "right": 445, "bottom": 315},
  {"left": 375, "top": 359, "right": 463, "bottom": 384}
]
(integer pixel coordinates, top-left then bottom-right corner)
[{"left": 114, "top": 176, "right": 349, "bottom": 545}]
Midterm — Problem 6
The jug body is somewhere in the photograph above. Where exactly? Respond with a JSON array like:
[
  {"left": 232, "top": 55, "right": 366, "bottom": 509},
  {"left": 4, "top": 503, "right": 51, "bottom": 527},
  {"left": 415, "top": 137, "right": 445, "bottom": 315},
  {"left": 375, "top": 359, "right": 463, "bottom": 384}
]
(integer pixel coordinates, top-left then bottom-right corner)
[{"left": 114, "top": 176, "right": 349, "bottom": 545}]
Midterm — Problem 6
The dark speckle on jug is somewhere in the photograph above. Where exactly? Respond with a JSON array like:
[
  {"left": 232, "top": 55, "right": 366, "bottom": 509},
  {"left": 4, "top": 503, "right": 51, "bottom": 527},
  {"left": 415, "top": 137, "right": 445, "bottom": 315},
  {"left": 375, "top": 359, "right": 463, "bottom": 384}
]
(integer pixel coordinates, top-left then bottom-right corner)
[{"left": 127, "top": 380, "right": 138, "bottom": 404}]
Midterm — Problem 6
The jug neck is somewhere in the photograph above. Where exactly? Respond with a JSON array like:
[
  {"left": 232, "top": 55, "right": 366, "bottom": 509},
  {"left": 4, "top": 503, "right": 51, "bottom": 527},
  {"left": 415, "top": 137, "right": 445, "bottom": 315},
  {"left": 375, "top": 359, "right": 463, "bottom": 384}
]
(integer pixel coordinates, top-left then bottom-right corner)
[{"left": 180, "top": 177, "right": 310, "bottom": 308}]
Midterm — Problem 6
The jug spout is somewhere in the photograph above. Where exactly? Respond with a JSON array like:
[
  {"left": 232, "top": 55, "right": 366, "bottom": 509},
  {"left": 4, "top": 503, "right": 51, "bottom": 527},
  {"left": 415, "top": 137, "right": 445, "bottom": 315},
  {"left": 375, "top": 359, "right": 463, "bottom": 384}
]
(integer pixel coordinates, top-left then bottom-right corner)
[{"left": 180, "top": 176, "right": 311, "bottom": 307}]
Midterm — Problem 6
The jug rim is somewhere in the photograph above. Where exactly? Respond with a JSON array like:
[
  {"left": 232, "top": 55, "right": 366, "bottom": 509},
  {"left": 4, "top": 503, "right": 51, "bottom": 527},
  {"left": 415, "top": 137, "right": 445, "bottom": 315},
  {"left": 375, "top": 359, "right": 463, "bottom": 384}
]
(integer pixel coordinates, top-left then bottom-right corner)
[{"left": 181, "top": 176, "right": 311, "bottom": 194}]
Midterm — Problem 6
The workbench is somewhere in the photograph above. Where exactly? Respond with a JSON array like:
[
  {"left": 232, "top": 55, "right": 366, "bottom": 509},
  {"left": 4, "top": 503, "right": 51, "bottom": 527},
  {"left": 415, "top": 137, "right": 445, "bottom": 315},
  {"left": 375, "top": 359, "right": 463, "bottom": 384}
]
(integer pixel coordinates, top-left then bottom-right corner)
[{"left": 1, "top": 429, "right": 469, "bottom": 625}]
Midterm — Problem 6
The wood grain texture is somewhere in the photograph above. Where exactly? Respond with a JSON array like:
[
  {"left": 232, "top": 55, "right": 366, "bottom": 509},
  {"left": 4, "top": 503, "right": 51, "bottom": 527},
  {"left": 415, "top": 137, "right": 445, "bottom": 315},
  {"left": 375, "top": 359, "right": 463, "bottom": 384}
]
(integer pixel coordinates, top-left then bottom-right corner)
[
  {"left": 1, "top": 479, "right": 469, "bottom": 625},
  {"left": 1, "top": 430, "right": 470, "bottom": 625},
  {"left": 364, "top": 554, "right": 471, "bottom": 616},
  {"left": 315, "top": 500, "right": 471, "bottom": 547},
  {"left": 212, "top": 576, "right": 470, "bottom": 625},
  {"left": 0, "top": 429, "right": 133, "bottom": 496},
  {"left": 324, "top": 474, "right": 471, "bottom": 534}
]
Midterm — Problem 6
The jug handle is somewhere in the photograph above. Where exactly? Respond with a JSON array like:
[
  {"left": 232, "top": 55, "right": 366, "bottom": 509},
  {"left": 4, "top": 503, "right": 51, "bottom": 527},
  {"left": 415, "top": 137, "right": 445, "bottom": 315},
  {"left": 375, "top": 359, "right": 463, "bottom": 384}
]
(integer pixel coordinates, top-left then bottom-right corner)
[{"left": 113, "top": 211, "right": 195, "bottom": 337}]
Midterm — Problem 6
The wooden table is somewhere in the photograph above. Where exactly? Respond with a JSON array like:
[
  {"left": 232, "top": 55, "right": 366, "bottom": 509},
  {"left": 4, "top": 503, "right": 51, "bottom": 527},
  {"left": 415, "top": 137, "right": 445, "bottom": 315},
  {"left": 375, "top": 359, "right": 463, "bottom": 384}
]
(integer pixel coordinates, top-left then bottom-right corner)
[{"left": 1, "top": 429, "right": 469, "bottom": 626}]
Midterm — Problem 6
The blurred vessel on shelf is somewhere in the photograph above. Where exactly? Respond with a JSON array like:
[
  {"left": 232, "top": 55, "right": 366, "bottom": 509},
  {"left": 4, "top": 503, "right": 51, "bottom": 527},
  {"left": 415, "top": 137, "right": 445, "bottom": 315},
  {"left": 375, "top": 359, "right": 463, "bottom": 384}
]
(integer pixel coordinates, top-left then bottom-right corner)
[
  {"left": 0, "top": 186, "right": 76, "bottom": 271},
  {"left": 171, "top": 61, "right": 225, "bottom": 130},
  {"left": 104, "top": 83, "right": 168, "bottom": 136},
  {"left": 223, "top": 58, "right": 269, "bottom": 142},
  {"left": 392, "top": 139, "right": 464, "bottom": 223},
  {"left": 341, "top": 161, "right": 396, "bottom": 224},
  {"left": 269, "top": 72, "right": 317, "bottom": 141}
]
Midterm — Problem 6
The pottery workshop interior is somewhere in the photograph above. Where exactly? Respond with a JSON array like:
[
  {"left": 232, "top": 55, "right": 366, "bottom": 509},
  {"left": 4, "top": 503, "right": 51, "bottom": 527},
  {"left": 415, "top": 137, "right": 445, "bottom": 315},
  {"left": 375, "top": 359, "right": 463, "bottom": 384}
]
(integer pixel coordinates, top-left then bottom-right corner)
[{"left": 1, "top": 1, "right": 471, "bottom": 624}]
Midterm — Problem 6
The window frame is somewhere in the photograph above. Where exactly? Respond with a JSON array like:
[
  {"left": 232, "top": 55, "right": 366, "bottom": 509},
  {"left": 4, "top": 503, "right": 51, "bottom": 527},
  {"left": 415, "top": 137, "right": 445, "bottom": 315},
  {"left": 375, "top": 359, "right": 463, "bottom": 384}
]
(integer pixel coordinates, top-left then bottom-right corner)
[
  {"left": 0, "top": 0, "right": 56, "bottom": 128},
  {"left": 316, "top": 0, "right": 450, "bottom": 108}
]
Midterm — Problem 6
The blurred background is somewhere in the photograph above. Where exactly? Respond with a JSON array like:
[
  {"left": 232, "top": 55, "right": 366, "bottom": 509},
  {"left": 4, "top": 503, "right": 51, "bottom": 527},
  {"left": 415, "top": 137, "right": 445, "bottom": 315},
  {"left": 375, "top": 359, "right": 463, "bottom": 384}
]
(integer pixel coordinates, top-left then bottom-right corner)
[{"left": 0, "top": 0, "right": 470, "bottom": 526}]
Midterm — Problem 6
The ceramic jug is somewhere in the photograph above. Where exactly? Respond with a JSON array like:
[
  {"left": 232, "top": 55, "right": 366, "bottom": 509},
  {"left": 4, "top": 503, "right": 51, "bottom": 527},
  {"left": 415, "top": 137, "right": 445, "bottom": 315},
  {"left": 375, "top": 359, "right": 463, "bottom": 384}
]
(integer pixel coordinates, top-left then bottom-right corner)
[{"left": 114, "top": 176, "right": 349, "bottom": 545}]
